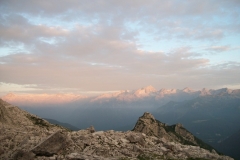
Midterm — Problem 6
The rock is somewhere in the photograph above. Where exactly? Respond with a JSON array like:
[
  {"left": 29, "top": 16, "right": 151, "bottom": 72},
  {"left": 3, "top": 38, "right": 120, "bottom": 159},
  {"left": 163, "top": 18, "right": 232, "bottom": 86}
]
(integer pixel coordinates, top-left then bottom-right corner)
[
  {"left": 87, "top": 125, "right": 95, "bottom": 133},
  {"left": 132, "top": 112, "right": 167, "bottom": 138},
  {"left": 13, "top": 150, "right": 35, "bottom": 160},
  {"left": 132, "top": 112, "right": 214, "bottom": 151},
  {"left": 133, "top": 145, "right": 143, "bottom": 153},
  {"left": 212, "top": 149, "right": 217, "bottom": 154},
  {"left": 92, "top": 131, "right": 104, "bottom": 136},
  {"left": 120, "top": 138, "right": 129, "bottom": 144},
  {"left": 126, "top": 133, "right": 145, "bottom": 146},
  {"left": 174, "top": 123, "right": 196, "bottom": 144},
  {"left": 0, "top": 147, "right": 4, "bottom": 155},
  {"left": 31, "top": 131, "right": 67, "bottom": 156}
]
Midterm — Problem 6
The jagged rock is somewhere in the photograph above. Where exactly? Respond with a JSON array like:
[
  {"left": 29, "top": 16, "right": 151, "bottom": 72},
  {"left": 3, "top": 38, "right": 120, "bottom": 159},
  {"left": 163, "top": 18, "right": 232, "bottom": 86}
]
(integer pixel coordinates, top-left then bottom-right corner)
[
  {"left": 132, "top": 112, "right": 168, "bottom": 138},
  {"left": 31, "top": 131, "right": 67, "bottom": 156},
  {"left": 133, "top": 112, "right": 213, "bottom": 150},
  {"left": 87, "top": 125, "right": 95, "bottom": 133},
  {"left": 174, "top": 123, "right": 196, "bottom": 144}
]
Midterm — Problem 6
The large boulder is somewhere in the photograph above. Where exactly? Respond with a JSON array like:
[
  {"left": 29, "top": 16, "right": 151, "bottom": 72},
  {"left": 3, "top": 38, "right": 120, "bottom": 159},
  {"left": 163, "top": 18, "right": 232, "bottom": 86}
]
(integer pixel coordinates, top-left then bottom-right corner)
[
  {"left": 31, "top": 131, "right": 67, "bottom": 156},
  {"left": 13, "top": 150, "right": 35, "bottom": 160},
  {"left": 126, "top": 133, "right": 145, "bottom": 146}
]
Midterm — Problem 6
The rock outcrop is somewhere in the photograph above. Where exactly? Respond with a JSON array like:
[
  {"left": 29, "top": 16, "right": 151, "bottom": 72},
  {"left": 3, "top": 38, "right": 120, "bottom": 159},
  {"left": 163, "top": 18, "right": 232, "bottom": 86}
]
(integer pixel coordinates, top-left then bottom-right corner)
[
  {"left": 132, "top": 112, "right": 168, "bottom": 138},
  {"left": 0, "top": 99, "right": 68, "bottom": 159},
  {"left": 133, "top": 112, "right": 214, "bottom": 151},
  {"left": 0, "top": 99, "right": 234, "bottom": 160}
]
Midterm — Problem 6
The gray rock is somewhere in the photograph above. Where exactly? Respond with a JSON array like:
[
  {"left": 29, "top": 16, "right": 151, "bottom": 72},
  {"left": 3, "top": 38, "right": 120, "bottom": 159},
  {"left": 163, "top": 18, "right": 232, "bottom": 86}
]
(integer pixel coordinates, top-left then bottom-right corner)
[
  {"left": 126, "top": 133, "right": 145, "bottom": 146},
  {"left": 87, "top": 126, "right": 95, "bottom": 133},
  {"left": 31, "top": 131, "right": 67, "bottom": 156},
  {"left": 13, "top": 150, "right": 35, "bottom": 160}
]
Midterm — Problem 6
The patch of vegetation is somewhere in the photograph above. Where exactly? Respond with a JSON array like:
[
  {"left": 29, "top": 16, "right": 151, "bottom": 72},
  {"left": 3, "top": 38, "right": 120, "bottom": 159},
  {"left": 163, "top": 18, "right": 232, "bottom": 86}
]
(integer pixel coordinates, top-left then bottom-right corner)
[
  {"left": 187, "top": 158, "right": 209, "bottom": 160},
  {"left": 137, "top": 153, "right": 163, "bottom": 160},
  {"left": 193, "top": 136, "right": 219, "bottom": 154},
  {"left": 163, "top": 125, "right": 196, "bottom": 146},
  {"left": 137, "top": 154, "right": 210, "bottom": 160},
  {"left": 53, "top": 124, "right": 72, "bottom": 132},
  {"left": 118, "top": 157, "right": 132, "bottom": 160},
  {"left": 26, "top": 115, "right": 49, "bottom": 128},
  {"left": 163, "top": 124, "right": 216, "bottom": 153}
]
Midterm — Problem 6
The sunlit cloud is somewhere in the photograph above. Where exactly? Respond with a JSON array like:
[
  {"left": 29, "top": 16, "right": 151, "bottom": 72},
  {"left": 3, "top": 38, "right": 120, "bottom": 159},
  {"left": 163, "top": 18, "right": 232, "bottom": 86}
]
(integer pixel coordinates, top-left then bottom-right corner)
[{"left": 0, "top": 0, "right": 240, "bottom": 94}]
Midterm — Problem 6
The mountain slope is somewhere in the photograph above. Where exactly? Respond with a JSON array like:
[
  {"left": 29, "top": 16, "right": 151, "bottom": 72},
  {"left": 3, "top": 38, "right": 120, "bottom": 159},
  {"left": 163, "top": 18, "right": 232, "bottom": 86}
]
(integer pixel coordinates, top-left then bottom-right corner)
[
  {"left": 215, "top": 129, "right": 240, "bottom": 160},
  {"left": 154, "top": 95, "right": 240, "bottom": 158},
  {"left": 43, "top": 118, "right": 80, "bottom": 131},
  {"left": 133, "top": 112, "right": 215, "bottom": 152},
  {"left": 0, "top": 99, "right": 234, "bottom": 160},
  {"left": 0, "top": 99, "right": 68, "bottom": 159}
]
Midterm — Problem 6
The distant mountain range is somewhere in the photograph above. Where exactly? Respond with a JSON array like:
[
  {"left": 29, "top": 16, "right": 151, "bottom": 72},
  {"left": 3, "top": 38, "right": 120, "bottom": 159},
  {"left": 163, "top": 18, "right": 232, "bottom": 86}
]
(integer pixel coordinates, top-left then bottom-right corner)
[
  {"left": 1, "top": 86, "right": 240, "bottom": 159},
  {"left": 3, "top": 86, "right": 240, "bottom": 106},
  {"left": 2, "top": 92, "right": 87, "bottom": 105}
]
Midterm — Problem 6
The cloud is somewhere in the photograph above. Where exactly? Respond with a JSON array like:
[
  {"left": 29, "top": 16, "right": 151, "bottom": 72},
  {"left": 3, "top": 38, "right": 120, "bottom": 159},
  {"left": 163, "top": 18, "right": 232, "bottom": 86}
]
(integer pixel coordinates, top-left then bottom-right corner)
[
  {"left": 0, "top": 44, "right": 217, "bottom": 92},
  {"left": 204, "top": 46, "right": 231, "bottom": 52},
  {"left": 0, "top": 0, "right": 240, "bottom": 93},
  {"left": 0, "top": 14, "right": 68, "bottom": 45}
]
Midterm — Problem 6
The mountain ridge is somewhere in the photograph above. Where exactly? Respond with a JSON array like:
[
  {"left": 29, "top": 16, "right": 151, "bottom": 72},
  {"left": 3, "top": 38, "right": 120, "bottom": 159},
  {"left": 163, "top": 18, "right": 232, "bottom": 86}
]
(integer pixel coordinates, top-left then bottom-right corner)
[{"left": 2, "top": 86, "right": 240, "bottom": 105}]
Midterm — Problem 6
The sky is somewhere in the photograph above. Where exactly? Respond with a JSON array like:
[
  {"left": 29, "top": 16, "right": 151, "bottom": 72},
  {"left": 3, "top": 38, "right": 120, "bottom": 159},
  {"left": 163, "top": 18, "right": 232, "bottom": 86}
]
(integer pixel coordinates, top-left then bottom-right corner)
[{"left": 0, "top": 0, "right": 240, "bottom": 96}]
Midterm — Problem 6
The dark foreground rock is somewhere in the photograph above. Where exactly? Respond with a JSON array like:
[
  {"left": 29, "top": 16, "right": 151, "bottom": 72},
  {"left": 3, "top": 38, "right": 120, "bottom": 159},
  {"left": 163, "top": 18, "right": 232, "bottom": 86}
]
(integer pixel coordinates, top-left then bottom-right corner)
[{"left": 31, "top": 131, "right": 67, "bottom": 156}]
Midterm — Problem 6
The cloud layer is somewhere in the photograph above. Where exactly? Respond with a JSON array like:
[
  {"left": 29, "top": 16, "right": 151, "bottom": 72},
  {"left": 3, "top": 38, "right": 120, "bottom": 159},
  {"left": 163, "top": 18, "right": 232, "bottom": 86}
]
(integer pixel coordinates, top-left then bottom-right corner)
[{"left": 0, "top": 0, "right": 240, "bottom": 94}]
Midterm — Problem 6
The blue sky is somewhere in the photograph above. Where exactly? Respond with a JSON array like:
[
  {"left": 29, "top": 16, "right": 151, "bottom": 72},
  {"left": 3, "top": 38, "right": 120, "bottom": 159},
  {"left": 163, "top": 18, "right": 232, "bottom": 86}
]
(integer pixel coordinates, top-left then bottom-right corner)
[{"left": 0, "top": 0, "right": 240, "bottom": 95}]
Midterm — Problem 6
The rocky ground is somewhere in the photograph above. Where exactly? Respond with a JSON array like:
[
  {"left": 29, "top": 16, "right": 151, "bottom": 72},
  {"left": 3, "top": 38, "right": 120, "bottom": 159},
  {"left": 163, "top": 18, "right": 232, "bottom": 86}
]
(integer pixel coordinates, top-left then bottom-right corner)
[{"left": 0, "top": 99, "right": 234, "bottom": 160}]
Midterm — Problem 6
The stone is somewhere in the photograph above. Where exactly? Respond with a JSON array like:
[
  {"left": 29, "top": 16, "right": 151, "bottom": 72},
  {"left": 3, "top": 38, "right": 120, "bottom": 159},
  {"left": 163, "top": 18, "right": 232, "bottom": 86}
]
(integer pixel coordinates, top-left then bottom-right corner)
[
  {"left": 0, "top": 147, "right": 4, "bottom": 155},
  {"left": 31, "top": 131, "right": 67, "bottom": 156},
  {"left": 132, "top": 145, "right": 142, "bottom": 153},
  {"left": 92, "top": 131, "right": 104, "bottom": 136},
  {"left": 120, "top": 138, "right": 129, "bottom": 143},
  {"left": 13, "top": 150, "right": 35, "bottom": 160},
  {"left": 126, "top": 133, "right": 145, "bottom": 146},
  {"left": 87, "top": 126, "right": 95, "bottom": 133}
]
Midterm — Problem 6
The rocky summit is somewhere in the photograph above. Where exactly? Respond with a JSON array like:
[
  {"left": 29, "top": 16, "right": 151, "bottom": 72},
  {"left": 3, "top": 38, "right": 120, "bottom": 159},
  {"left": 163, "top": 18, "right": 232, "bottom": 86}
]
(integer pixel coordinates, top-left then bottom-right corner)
[
  {"left": 132, "top": 112, "right": 213, "bottom": 150},
  {"left": 0, "top": 99, "right": 233, "bottom": 160}
]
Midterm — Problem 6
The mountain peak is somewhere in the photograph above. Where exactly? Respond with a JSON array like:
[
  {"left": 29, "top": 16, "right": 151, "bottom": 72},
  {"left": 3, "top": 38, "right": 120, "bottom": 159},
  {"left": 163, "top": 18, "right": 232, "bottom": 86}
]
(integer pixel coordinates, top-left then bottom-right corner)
[
  {"left": 3, "top": 92, "right": 16, "bottom": 98},
  {"left": 200, "top": 88, "right": 211, "bottom": 96},
  {"left": 1, "top": 93, "right": 87, "bottom": 105},
  {"left": 141, "top": 112, "right": 156, "bottom": 120},
  {"left": 134, "top": 85, "right": 157, "bottom": 96},
  {"left": 143, "top": 85, "right": 157, "bottom": 92},
  {"left": 133, "top": 112, "right": 217, "bottom": 154},
  {"left": 182, "top": 87, "right": 195, "bottom": 92}
]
